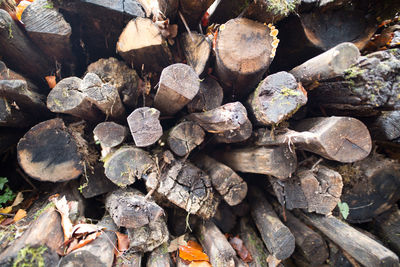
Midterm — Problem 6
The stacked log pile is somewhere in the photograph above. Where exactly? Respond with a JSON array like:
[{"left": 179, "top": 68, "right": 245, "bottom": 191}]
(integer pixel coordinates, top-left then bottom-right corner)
[{"left": 1, "top": 0, "right": 400, "bottom": 266}]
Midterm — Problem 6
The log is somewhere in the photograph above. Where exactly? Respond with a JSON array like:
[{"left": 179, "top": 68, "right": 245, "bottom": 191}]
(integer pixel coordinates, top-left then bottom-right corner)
[
  {"left": 115, "top": 252, "right": 142, "bottom": 267},
  {"left": 58, "top": 215, "right": 117, "bottom": 267},
  {"left": 137, "top": 0, "right": 178, "bottom": 19},
  {"left": 146, "top": 243, "right": 172, "bottom": 267},
  {"left": 117, "top": 17, "right": 173, "bottom": 74},
  {"left": 374, "top": 207, "right": 400, "bottom": 256},
  {"left": 255, "top": 116, "right": 372, "bottom": 163},
  {"left": 105, "top": 188, "right": 165, "bottom": 229},
  {"left": 248, "top": 186, "right": 295, "bottom": 260},
  {"left": 103, "top": 146, "right": 157, "bottom": 187},
  {"left": 337, "top": 152, "right": 400, "bottom": 223},
  {"left": 53, "top": 0, "right": 145, "bottom": 61},
  {"left": 367, "top": 111, "right": 400, "bottom": 141},
  {"left": 270, "top": 165, "right": 343, "bottom": 215},
  {"left": 179, "top": 0, "right": 213, "bottom": 29},
  {"left": 195, "top": 220, "right": 236, "bottom": 267},
  {"left": 239, "top": 217, "right": 271, "bottom": 267},
  {"left": 213, "top": 118, "right": 253, "bottom": 144},
  {"left": 247, "top": 71, "right": 307, "bottom": 126},
  {"left": 0, "top": 97, "right": 35, "bottom": 128},
  {"left": 180, "top": 31, "right": 211, "bottom": 77},
  {"left": 217, "top": 146, "right": 297, "bottom": 180},
  {"left": 0, "top": 9, "right": 53, "bottom": 83},
  {"left": 0, "top": 0, "right": 16, "bottom": 15},
  {"left": 47, "top": 77, "right": 103, "bottom": 122},
  {"left": 187, "top": 77, "right": 224, "bottom": 113},
  {"left": 214, "top": 18, "right": 275, "bottom": 99},
  {"left": 87, "top": 57, "right": 142, "bottom": 109},
  {"left": 79, "top": 162, "right": 118, "bottom": 199},
  {"left": 146, "top": 157, "right": 220, "bottom": 219},
  {"left": 80, "top": 72, "right": 126, "bottom": 121},
  {"left": 289, "top": 42, "right": 360, "bottom": 86},
  {"left": 127, "top": 107, "right": 163, "bottom": 147},
  {"left": 17, "top": 118, "right": 84, "bottom": 182},
  {"left": 93, "top": 122, "right": 128, "bottom": 148},
  {"left": 193, "top": 154, "right": 247, "bottom": 206},
  {"left": 21, "top": 0, "right": 75, "bottom": 74},
  {"left": 308, "top": 48, "right": 400, "bottom": 116},
  {"left": 297, "top": 212, "right": 399, "bottom": 267},
  {"left": 154, "top": 63, "right": 200, "bottom": 115},
  {"left": 167, "top": 121, "right": 205, "bottom": 156}
]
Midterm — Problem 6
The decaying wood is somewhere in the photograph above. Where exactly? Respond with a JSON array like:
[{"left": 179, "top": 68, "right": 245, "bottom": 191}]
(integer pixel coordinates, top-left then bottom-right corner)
[
  {"left": 104, "top": 146, "right": 157, "bottom": 187},
  {"left": 213, "top": 119, "right": 253, "bottom": 144},
  {"left": 367, "top": 111, "right": 400, "bottom": 141},
  {"left": 146, "top": 243, "right": 172, "bottom": 267},
  {"left": 17, "top": 118, "right": 84, "bottom": 182},
  {"left": 270, "top": 165, "right": 343, "bottom": 215},
  {"left": 21, "top": 0, "right": 75, "bottom": 72},
  {"left": 117, "top": 17, "right": 173, "bottom": 74},
  {"left": 193, "top": 154, "right": 247, "bottom": 206},
  {"left": 0, "top": 9, "right": 53, "bottom": 83},
  {"left": 247, "top": 71, "right": 307, "bottom": 126},
  {"left": 308, "top": 48, "right": 400, "bottom": 116},
  {"left": 290, "top": 42, "right": 360, "bottom": 86},
  {"left": 47, "top": 77, "right": 103, "bottom": 122},
  {"left": 187, "top": 77, "right": 224, "bottom": 113},
  {"left": 115, "top": 252, "right": 142, "bottom": 267},
  {"left": 127, "top": 107, "right": 163, "bottom": 147},
  {"left": 374, "top": 207, "right": 400, "bottom": 256},
  {"left": 195, "top": 220, "right": 236, "bottom": 267},
  {"left": 217, "top": 145, "right": 297, "bottom": 180},
  {"left": 58, "top": 216, "right": 117, "bottom": 267},
  {"left": 167, "top": 121, "right": 205, "bottom": 156},
  {"left": 239, "top": 217, "right": 271, "bottom": 267},
  {"left": 79, "top": 162, "right": 118, "bottom": 199},
  {"left": 336, "top": 152, "right": 400, "bottom": 223},
  {"left": 214, "top": 18, "right": 275, "bottom": 99},
  {"left": 93, "top": 122, "right": 128, "bottom": 148},
  {"left": 146, "top": 157, "right": 220, "bottom": 219},
  {"left": 255, "top": 116, "right": 372, "bottom": 163},
  {"left": 180, "top": 31, "right": 211, "bottom": 76},
  {"left": 297, "top": 212, "right": 400, "bottom": 267},
  {"left": 87, "top": 57, "right": 142, "bottom": 109},
  {"left": 0, "top": 97, "right": 35, "bottom": 128},
  {"left": 154, "top": 63, "right": 200, "bottom": 115}
]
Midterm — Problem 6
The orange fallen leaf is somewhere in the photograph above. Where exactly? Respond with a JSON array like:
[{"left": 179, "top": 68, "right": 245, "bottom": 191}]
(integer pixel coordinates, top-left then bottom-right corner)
[
  {"left": 15, "top": 0, "right": 32, "bottom": 20},
  {"left": 45, "top": 75, "right": 56, "bottom": 89},
  {"left": 13, "top": 209, "right": 26, "bottom": 222},
  {"left": 187, "top": 240, "right": 203, "bottom": 251},
  {"left": 179, "top": 241, "right": 209, "bottom": 262},
  {"left": 115, "top": 232, "right": 129, "bottom": 257}
]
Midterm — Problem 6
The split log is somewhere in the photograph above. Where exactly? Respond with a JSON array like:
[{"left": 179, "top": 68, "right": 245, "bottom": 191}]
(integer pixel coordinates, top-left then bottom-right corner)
[
  {"left": 308, "top": 48, "right": 400, "bottom": 116},
  {"left": 80, "top": 73, "right": 126, "bottom": 121},
  {"left": 367, "top": 111, "right": 400, "bottom": 141},
  {"left": 58, "top": 215, "right": 117, "bottom": 267},
  {"left": 154, "top": 63, "right": 200, "bottom": 115},
  {"left": 117, "top": 17, "right": 173, "bottom": 74},
  {"left": 290, "top": 42, "right": 360, "bottom": 86},
  {"left": 187, "top": 77, "right": 224, "bottom": 113},
  {"left": 217, "top": 146, "right": 297, "bottom": 180},
  {"left": 297, "top": 212, "right": 400, "bottom": 267},
  {"left": 127, "top": 107, "right": 163, "bottom": 147},
  {"left": 146, "top": 243, "right": 173, "bottom": 267},
  {"left": 255, "top": 116, "right": 372, "bottom": 163},
  {"left": 374, "top": 207, "right": 400, "bottom": 256},
  {"left": 21, "top": 0, "right": 75, "bottom": 73},
  {"left": 17, "top": 118, "right": 84, "bottom": 182},
  {"left": 47, "top": 77, "right": 103, "bottom": 122},
  {"left": 53, "top": 0, "right": 145, "bottom": 61},
  {"left": 87, "top": 57, "right": 142, "bottom": 109},
  {"left": 167, "top": 121, "right": 205, "bottom": 156},
  {"left": 187, "top": 102, "right": 251, "bottom": 143},
  {"left": 180, "top": 32, "right": 211, "bottom": 76},
  {"left": 0, "top": 97, "right": 35, "bottom": 128},
  {"left": 336, "top": 152, "right": 400, "bottom": 223},
  {"left": 146, "top": 157, "right": 220, "bottom": 219},
  {"left": 179, "top": 0, "right": 213, "bottom": 29},
  {"left": 214, "top": 18, "right": 275, "bottom": 99},
  {"left": 0, "top": 9, "right": 53, "bottom": 83},
  {"left": 248, "top": 186, "right": 295, "bottom": 260},
  {"left": 239, "top": 217, "right": 271, "bottom": 267},
  {"left": 93, "top": 122, "right": 128, "bottom": 148},
  {"left": 269, "top": 165, "right": 343, "bottom": 215},
  {"left": 209, "top": 0, "right": 299, "bottom": 24},
  {"left": 103, "top": 146, "right": 157, "bottom": 187},
  {"left": 247, "top": 71, "right": 307, "bottom": 126},
  {"left": 79, "top": 162, "right": 118, "bottom": 199},
  {"left": 137, "top": 0, "right": 178, "bottom": 19},
  {"left": 193, "top": 154, "right": 247, "bottom": 206},
  {"left": 195, "top": 220, "right": 236, "bottom": 267}
]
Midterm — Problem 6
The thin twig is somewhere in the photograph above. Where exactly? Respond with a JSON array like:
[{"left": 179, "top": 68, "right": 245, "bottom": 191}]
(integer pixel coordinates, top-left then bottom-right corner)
[
  {"left": 178, "top": 10, "right": 194, "bottom": 42},
  {"left": 0, "top": 212, "right": 14, "bottom": 217}
]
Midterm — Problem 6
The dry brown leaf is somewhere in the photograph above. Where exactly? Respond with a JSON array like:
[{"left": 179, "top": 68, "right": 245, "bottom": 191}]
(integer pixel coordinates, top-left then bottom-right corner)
[
  {"left": 51, "top": 196, "right": 73, "bottom": 241},
  {"left": 0, "top": 206, "right": 12, "bottom": 223},
  {"left": 65, "top": 231, "right": 102, "bottom": 254},
  {"left": 13, "top": 209, "right": 26, "bottom": 222},
  {"left": 11, "top": 192, "right": 24, "bottom": 207},
  {"left": 229, "top": 236, "right": 253, "bottom": 263},
  {"left": 0, "top": 217, "right": 14, "bottom": 226},
  {"left": 116, "top": 232, "right": 129, "bottom": 256}
]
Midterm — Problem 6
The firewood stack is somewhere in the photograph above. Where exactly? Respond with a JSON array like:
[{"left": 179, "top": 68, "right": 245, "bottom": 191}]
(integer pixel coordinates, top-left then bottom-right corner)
[{"left": 1, "top": 0, "right": 400, "bottom": 266}]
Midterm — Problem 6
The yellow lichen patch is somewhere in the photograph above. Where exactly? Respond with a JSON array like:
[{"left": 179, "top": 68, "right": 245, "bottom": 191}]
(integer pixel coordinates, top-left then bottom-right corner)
[{"left": 219, "top": 24, "right": 225, "bottom": 31}]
